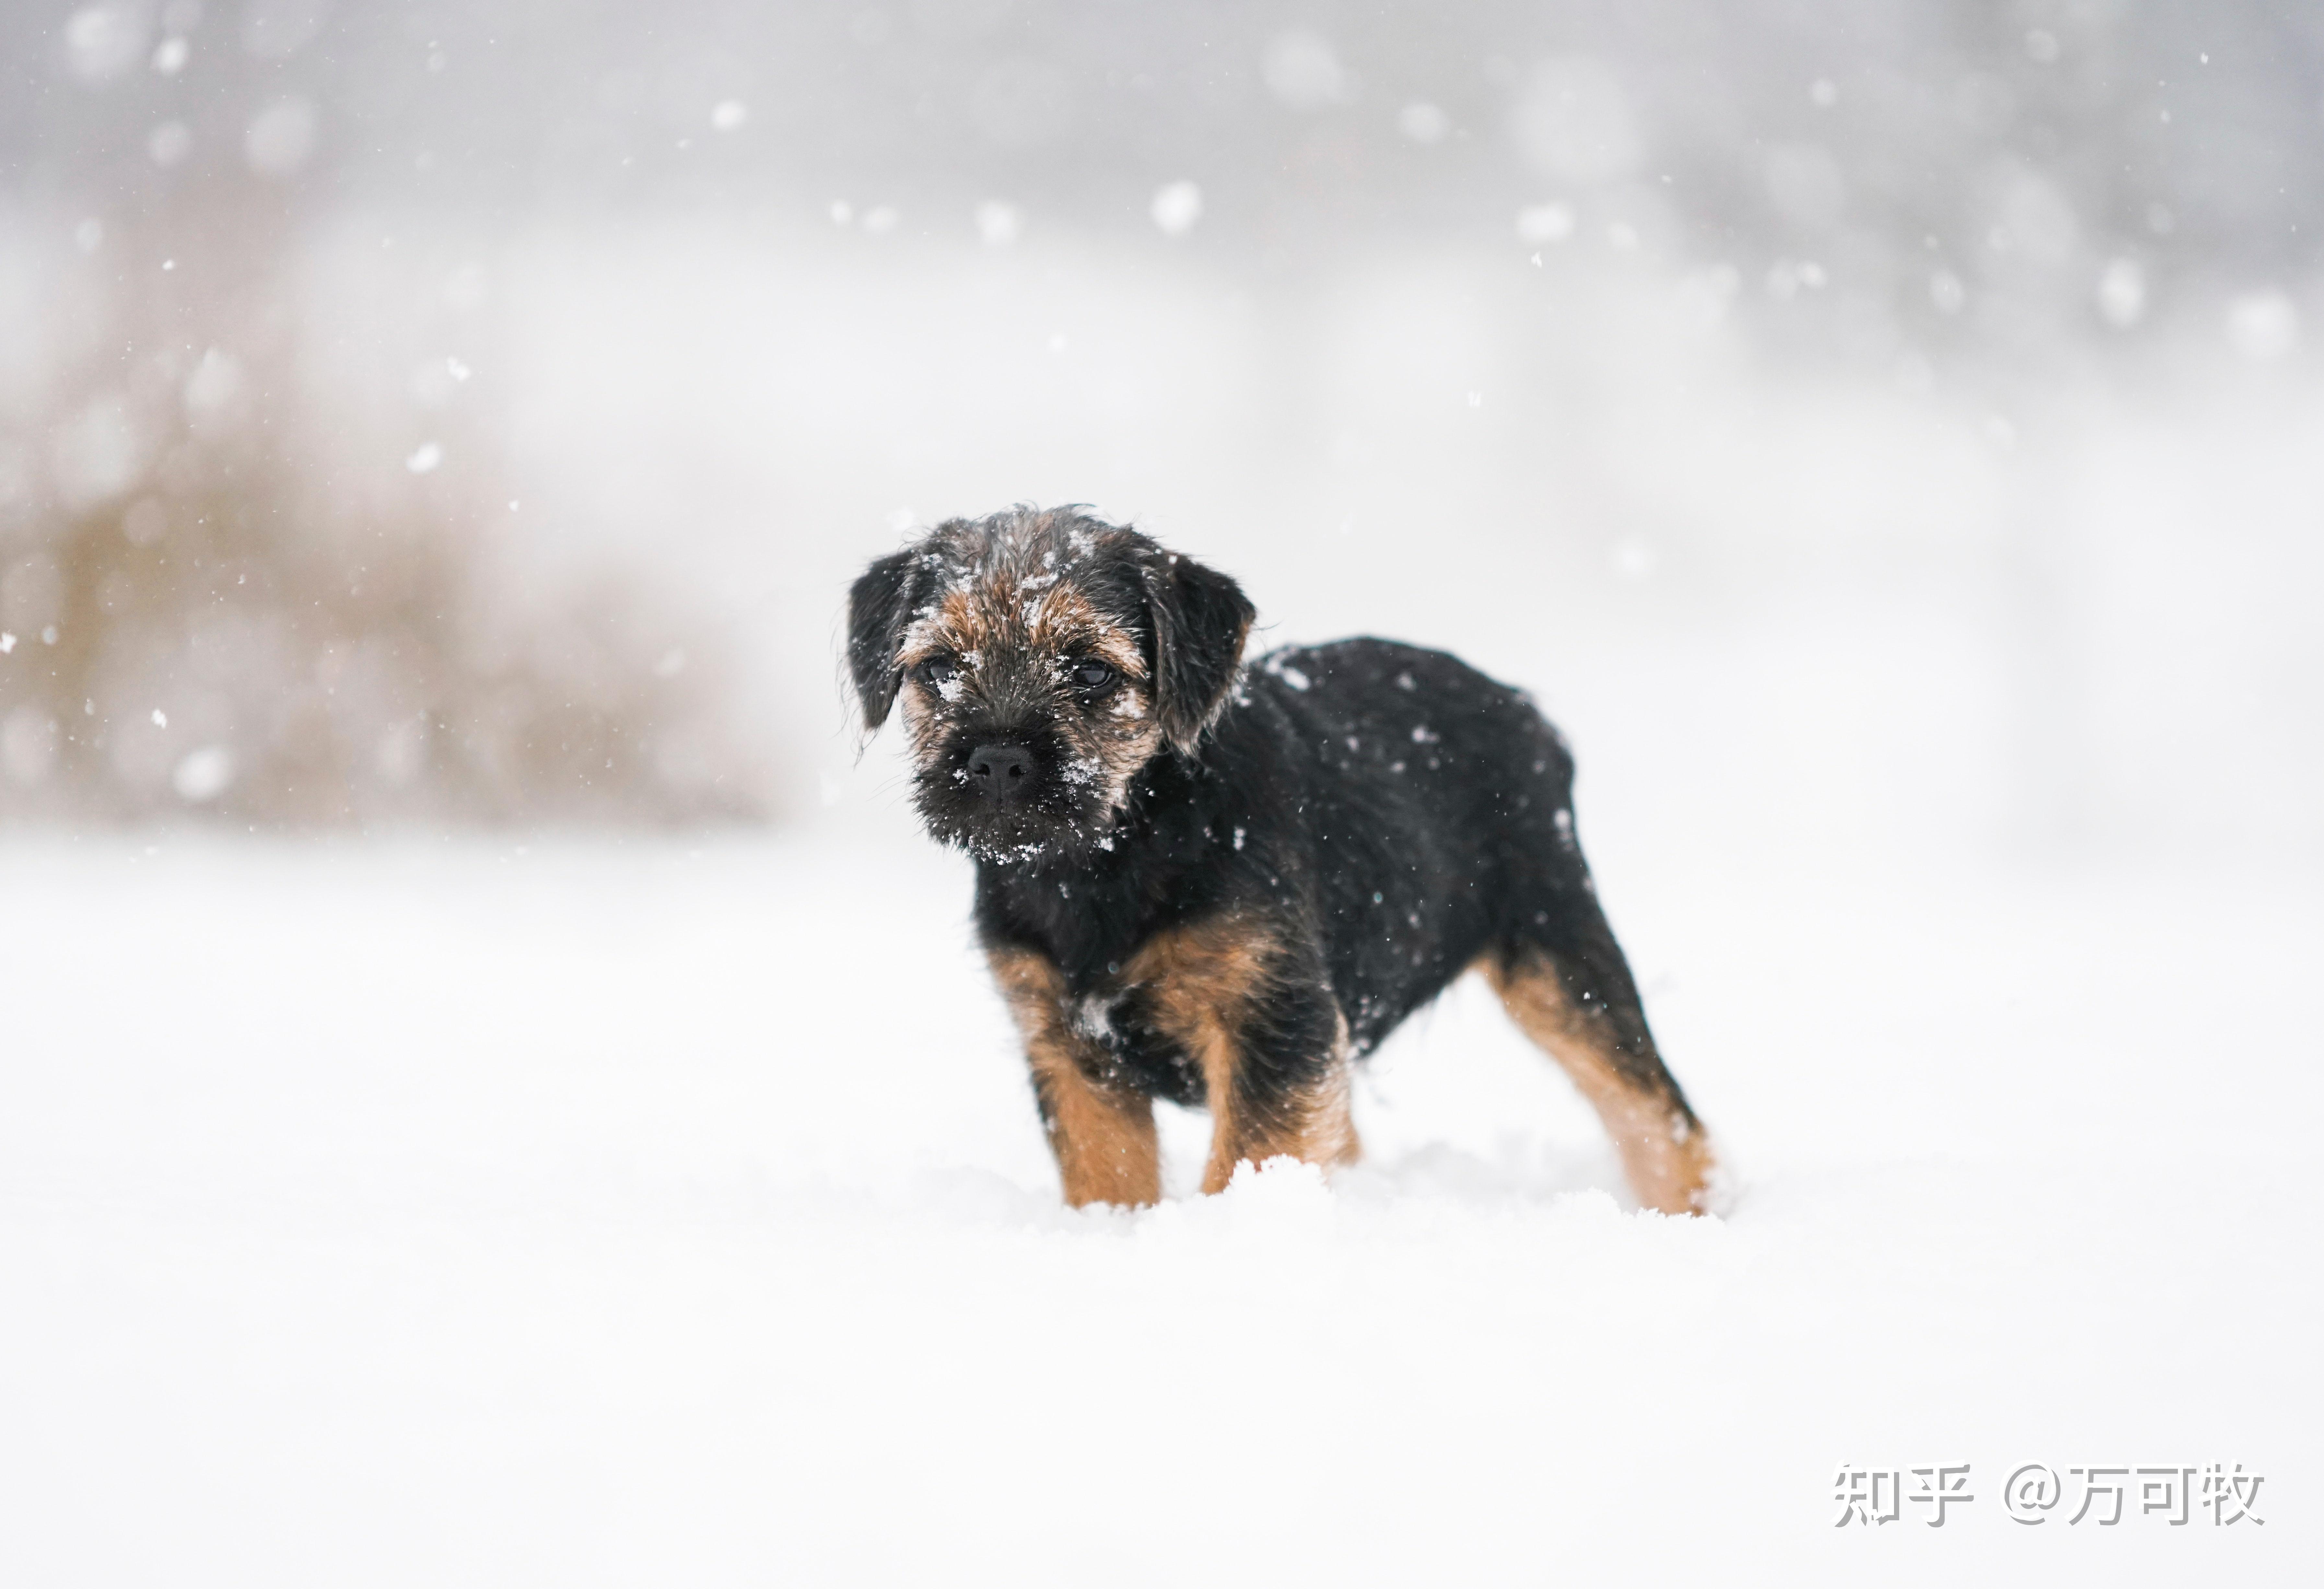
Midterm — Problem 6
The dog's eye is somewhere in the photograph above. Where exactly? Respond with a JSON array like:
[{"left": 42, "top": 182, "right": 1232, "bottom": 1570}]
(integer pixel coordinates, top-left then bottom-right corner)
[
  {"left": 917, "top": 656, "right": 959, "bottom": 689},
  {"left": 1069, "top": 658, "right": 1117, "bottom": 694}
]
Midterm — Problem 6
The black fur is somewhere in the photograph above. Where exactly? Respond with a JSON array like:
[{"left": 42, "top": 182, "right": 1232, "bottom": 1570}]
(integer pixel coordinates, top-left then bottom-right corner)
[
  {"left": 1140, "top": 553, "right": 1256, "bottom": 755},
  {"left": 846, "top": 548, "right": 923, "bottom": 731},
  {"left": 849, "top": 505, "right": 1705, "bottom": 1196},
  {"left": 970, "top": 638, "right": 1674, "bottom": 1103}
]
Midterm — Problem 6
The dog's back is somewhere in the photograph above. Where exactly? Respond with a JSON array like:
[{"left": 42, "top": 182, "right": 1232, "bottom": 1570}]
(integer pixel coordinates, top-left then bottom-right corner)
[{"left": 1234, "top": 637, "right": 1586, "bottom": 1056}]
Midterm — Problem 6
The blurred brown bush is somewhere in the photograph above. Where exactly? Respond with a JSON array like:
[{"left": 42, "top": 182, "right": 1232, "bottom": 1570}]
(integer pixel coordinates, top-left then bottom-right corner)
[{"left": 0, "top": 182, "right": 773, "bottom": 827}]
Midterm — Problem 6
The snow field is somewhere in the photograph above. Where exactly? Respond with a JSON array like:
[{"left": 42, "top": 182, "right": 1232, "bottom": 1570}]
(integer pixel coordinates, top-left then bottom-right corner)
[{"left": 0, "top": 835, "right": 2316, "bottom": 1585}]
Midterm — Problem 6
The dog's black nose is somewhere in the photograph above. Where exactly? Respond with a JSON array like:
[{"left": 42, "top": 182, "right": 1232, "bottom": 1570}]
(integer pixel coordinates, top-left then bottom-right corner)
[{"left": 966, "top": 743, "right": 1038, "bottom": 805}]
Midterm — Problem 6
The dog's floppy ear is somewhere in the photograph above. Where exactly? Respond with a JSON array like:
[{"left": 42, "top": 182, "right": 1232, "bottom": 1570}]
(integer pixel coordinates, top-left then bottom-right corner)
[
  {"left": 848, "top": 548, "right": 924, "bottom": 731},
  {"left": 1141, "top": 552, "right": 1255, "bottom": 757}
]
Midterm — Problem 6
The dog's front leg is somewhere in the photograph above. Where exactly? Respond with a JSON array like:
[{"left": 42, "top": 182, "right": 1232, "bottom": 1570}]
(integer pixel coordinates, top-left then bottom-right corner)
[
  {"left": 986, "top": 944, "right": 1159, "bottom": 1208},
  {"left": 1193, "top": 994, "right": 1361, "bottom": 1195},
  {"left": 1121, "top": 920, "right": 1361, "bottom": 1194}
]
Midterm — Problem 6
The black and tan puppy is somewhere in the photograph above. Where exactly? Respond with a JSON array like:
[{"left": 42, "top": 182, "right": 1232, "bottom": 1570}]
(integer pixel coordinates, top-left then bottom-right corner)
[{"left": 849, "top": 505, "right": 1718, "bottom": 1214}]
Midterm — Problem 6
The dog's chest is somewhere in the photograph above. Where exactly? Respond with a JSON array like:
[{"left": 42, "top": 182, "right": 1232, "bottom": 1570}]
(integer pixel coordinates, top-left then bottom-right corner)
[
  {"left": 1064, "top": 967, "right": 1208, "bottom": 1105},
  {"left": 1067, "top": 983, "right": 1129, "bottom": 1048}
]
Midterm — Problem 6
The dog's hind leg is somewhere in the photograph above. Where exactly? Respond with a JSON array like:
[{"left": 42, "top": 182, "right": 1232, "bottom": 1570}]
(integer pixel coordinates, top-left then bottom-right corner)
[
  {"left": 988, "top": 945, "right": 1160, "bottom": 1208},
  {"left": 1479, "top": 896, "right": 1718, "bottom": 1215}
]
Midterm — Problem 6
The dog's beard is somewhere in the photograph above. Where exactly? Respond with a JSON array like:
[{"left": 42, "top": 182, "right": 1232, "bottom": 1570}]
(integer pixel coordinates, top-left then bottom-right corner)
[{"left": 908, "top": 736, "right": 1138, "bottom": 865}]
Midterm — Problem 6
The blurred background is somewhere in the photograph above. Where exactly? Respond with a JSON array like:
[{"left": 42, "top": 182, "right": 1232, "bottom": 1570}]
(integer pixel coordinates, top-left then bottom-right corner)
[{"left": 3, "top": 0, "right": 2319, "bottom": 870}]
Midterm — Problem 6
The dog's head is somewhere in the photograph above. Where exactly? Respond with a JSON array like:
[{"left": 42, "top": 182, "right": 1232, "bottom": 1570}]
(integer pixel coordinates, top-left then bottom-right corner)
[{"left": 848, "top": 506, "right": 1253, "bottom": 863}]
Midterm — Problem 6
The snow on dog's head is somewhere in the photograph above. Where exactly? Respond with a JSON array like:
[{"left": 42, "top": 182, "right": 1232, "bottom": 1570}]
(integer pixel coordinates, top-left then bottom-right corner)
[{"left": 847, "top": 505, "right": 1252, "bottom": 863}]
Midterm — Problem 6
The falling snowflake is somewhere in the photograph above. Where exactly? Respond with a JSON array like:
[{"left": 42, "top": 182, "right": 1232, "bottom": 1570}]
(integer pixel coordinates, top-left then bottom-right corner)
[{"left": 1150, "top": 181, "right": 1203, "bottom": 237}]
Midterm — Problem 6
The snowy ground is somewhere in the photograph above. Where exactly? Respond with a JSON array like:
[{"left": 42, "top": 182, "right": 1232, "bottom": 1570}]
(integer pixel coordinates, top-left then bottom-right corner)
[{"left": 1, "top": 832, "right": 2316, "bottom": 1586}]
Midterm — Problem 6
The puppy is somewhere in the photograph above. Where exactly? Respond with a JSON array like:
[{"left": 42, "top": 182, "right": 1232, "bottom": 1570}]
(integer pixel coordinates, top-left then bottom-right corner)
[{"left": 848, "top": 505, "right": 1717, "bottom": 1213}]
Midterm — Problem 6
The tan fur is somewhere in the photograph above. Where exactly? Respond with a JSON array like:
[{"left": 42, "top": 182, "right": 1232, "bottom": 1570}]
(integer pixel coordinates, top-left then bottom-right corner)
[
  {"left": 895, "top": 556, "right": 1163, "bottom": 816},
  {"left": 1478, "top": 952, "right": 1718, "bottom": 1214},
  {"left": 988, "top": 946, "right": 1159, "bottom": 1207},
  {"left": 1125, "top": 920, "right": 1361, "bottom": 1193},
  {"left": 900, "top": 569, "right": 1148, "bottom": 684}
]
